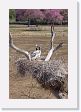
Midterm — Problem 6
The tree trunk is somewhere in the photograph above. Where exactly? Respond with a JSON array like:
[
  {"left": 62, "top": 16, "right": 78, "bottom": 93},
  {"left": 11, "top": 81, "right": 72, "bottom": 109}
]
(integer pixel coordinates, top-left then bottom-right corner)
[
  {"left": 50, "top": 22, "right": 54, "bottom": 49},
  {"left": 28, "top": 19, "right": 30, "bottom": 27}
]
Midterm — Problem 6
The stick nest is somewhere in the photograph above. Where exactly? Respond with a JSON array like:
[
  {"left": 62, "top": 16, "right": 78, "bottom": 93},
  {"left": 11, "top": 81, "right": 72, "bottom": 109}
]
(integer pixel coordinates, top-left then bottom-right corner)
[{"left": 15, "top": 58, "right": 68, "bottom": 99}]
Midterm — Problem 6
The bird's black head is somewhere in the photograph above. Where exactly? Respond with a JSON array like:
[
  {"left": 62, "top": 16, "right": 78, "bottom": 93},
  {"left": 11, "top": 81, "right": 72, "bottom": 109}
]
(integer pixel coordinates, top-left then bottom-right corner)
[{"left": 36, "top": 45, "right": 40, "bottom": 50}]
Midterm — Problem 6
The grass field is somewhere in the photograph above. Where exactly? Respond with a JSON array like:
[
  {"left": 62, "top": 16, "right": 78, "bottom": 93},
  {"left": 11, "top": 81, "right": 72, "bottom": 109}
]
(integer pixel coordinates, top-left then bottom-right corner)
[{"left": 9, "top": 25, "right": 68, "bottom": 99}]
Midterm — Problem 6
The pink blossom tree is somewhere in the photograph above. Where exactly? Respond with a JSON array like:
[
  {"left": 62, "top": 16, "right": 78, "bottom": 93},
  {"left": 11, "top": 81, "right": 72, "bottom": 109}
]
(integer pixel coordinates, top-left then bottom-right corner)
[
  {"left": 16, "top": 9, "right": 26, "bottom": 21},
  {"left": 23, "top": 9, "right": 44, "bottom": 27},
  {"left": 43, "top": 9, "right": 64, "bottom": 28},
  {"left": 16, "top": 9, "right": 64, "bottom": 27}
]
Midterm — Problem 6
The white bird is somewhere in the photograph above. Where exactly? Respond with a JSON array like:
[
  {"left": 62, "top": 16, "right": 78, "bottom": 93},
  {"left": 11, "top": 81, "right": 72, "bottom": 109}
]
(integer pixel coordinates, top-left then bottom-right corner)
[{"left": 31, "top": 44, "right": 41, "bottom": 60}]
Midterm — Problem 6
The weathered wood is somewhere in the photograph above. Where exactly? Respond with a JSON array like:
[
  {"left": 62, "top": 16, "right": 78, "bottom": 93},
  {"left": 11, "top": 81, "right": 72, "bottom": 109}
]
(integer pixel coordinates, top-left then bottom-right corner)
[{"left": 9, "top": 33, "right": 31, "bottom": 61}]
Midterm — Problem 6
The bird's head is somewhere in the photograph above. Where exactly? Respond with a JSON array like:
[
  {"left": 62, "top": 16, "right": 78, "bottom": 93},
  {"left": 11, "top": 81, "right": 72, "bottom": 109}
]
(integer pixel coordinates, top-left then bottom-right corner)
[{"left": 35, "top": 44, "right": 41, "bottom": 50}]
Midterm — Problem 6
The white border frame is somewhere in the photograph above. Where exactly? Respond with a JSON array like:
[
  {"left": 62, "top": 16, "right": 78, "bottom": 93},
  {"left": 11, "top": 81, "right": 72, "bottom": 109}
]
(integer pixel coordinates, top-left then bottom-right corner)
[{"left": 0, "top": 0, "right": 77, "bottom": 109}]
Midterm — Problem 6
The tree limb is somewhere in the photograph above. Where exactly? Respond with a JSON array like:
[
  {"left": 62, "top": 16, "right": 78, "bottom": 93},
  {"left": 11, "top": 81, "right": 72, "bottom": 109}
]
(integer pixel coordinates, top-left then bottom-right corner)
[
  {"left": 9, "top": 33, "right": 31, "bottom": 61},
  {"left": 45, "top": 25, "right": 63, "bottom": 62},
  {"left": 45, "top": 43, "right": 63, "bottom": 61},
  {"left": 53, "top": 42, "right": 63, "bottom": 53}
]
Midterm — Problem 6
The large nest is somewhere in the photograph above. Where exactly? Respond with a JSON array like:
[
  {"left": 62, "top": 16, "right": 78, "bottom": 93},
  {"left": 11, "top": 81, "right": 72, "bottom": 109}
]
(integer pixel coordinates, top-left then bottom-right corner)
[{"left": 15, "top": 58, "right": 68, "bottom": 99}]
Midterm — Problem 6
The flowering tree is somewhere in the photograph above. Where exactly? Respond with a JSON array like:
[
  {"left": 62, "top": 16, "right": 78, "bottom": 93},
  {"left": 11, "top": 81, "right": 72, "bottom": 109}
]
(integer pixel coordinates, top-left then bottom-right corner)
[
  {"left": 60, "top": 9, "right": 68, "bottom": 24},
  {"left": 43, "top": 9, "right": 63, "bottom": 27},
  {"left": 15, "top": 9, "right": 64, "bottom": 27},
  {"left": 16, "top": 9, "right": 44, "bottom": 26}
]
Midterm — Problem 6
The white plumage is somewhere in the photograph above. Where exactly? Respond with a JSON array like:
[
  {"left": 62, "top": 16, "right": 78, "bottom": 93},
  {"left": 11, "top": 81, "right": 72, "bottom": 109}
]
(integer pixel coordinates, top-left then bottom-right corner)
[{"left": 31, "top": 45, "right": 41, "bottom": 60}]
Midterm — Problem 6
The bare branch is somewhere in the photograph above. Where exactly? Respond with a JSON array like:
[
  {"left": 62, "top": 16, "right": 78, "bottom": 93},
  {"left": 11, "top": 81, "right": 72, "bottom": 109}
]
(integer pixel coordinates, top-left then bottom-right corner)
[
  {"left": 9, "top": 33, "right": 31, "bottom": 61},
  {"left": 53, "top": 42, "right": 63, "bottom": 53},
  {"left": 45, "top": 25, "right": 63, "bottom": 62},
  {"left": 50, "top": 25, "right": 55, "bottom": 49},
  {"left": 45, "top": 25, "right": 55, "bottom": 61},
  {"left": 45, "top": 43, "right": 63, "bottom": 62}
]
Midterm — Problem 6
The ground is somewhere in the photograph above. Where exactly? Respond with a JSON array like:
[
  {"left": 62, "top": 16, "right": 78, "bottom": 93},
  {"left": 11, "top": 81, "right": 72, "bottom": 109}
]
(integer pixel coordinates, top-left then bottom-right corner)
[{"left": 9, "top": 25, "right": 68, "bottom": 99}]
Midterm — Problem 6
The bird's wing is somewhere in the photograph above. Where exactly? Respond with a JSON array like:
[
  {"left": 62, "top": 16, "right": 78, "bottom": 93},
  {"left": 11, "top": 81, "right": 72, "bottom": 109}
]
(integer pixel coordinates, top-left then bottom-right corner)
[
  {"left": 31, "top": 52, "right": 36, "bottom": 57},
  {"left": 31, "top": 50, "right": 41, "bottom": 58}
]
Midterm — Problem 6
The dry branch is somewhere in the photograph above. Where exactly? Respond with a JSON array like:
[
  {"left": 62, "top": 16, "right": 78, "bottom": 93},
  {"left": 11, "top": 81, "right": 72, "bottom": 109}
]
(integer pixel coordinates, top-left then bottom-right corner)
[
  {"left": 9, "top": 33, "right": 31, "bottom": 61},
  {"left": 45, "top": 25, "right": 63, "bottom": 61}
]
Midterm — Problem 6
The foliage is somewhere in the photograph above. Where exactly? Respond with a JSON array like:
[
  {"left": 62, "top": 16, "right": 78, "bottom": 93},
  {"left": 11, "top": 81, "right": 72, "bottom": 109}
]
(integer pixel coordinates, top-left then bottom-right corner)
[
  {"left": 60, "top": 9, "right": 68, "bottom": 24},
  {"left": 43, "top": 9, "right": 63, "bottom": 23},
  {"left": 9, "top": 9, "right": 68, "bottom": 25},
  {"left": 9, "top": 9, "right": 16, "bottom": 22},
  {"left": 15, "top": 9, "right": 64, "bottom": 24}
]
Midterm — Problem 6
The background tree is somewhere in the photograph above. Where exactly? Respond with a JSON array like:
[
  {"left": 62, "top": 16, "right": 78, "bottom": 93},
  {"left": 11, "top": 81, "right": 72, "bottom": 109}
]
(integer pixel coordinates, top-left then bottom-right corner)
[
  {"left": 15, "top": 9, "right": 66, "bottom": 26},
  {"left": 15, "top": 9, "right": 26, "bottom": 21},
  {"left": 43, "top": 9, "right": 63, "bottom": 27},
  {"left": 24, "top": 9, "right": 44, "bottom": 27},
  {"left": 15, "top": 9, "right": 44, "bottom": 27},
  {"left": 9, "top": 9, "right": 16, "bottom": 22},
  {"left": 60, "top": 9, "right": 68, "bottom": 25}
]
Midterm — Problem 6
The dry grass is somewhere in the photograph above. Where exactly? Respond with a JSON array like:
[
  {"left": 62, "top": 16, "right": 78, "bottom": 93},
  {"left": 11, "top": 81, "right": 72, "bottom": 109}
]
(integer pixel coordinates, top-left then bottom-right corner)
[{"left": 9, "top": 25, "right": 68, "bottom": 99}]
